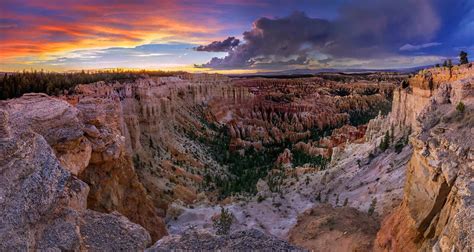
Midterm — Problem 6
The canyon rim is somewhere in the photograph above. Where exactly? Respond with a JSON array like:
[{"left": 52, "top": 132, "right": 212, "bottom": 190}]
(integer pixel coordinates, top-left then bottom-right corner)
[{"left": 0, "top": 1, "right": 473, "bottom": 251}]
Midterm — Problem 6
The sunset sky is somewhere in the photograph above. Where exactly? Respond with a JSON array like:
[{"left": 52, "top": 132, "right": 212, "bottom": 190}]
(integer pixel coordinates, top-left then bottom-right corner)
[{"left": 1, "top": 0, "right": 473, "bottom": 73}]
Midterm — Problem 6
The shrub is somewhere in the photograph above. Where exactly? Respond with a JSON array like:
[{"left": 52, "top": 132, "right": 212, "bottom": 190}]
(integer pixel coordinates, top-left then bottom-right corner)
[
  {"left": 456, "top": 101, "right": 465, "bottom": 113},
  {"left": 395, "top": 139, "right": 405, "bottom": 154},
  {"left": 368, "top": 197, "right": 377, "bottom": 216},
  {"left": 379, "top": 131, "right": 390, "bottom": 151},
  {"left": 315, "top": 192, "right": 321, "bottom": 202},
  {"left": 367, "top": 152, "right": 375, "bottom": 162},
  {"left": 213, "top": 207, "right": 233, "bottom": 235}
]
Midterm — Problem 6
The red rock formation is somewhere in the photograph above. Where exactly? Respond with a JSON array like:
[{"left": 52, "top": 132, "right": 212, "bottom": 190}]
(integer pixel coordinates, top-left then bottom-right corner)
[
  {"left": 222, "top": 77, "right": 396, "bottom": 154},
  {"left": 275, "top": 148, "right": 293, "bottom": 168}
]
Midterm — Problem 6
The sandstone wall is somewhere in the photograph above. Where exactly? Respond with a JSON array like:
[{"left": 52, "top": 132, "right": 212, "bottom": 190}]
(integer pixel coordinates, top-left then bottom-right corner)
[
  {"left": 69, "top": 75, "right": 254, "bottom": 237},
  {"left": 390, "top": 65, "right": 474, "bottom": 132},
  {"left": 0, "top": 74, "right": 252, "bottom": 247},
  {"left": 375, "top": 65, "right": 473, "bottom": 251}
]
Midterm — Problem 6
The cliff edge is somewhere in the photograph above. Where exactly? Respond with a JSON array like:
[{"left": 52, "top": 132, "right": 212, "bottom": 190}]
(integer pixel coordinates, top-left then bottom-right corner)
[{"left": 376, "top": 65, "right": 473, "bottom": 251}]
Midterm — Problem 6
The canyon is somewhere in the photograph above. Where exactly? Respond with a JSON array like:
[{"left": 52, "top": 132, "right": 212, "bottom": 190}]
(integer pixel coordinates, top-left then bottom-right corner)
[{"left": 0, "top": 65, "right": 472, "bottom": 251}]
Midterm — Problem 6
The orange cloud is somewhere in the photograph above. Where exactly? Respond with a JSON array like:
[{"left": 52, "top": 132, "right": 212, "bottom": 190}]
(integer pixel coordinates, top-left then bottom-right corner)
[{"left": 0, "top": 0, "right": 226, "bottom": 63}]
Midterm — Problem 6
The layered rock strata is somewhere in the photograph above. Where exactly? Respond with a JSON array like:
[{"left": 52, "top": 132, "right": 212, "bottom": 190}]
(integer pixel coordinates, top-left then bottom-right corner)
[
  {"left": 376, "top": 65, "right": 473, "bottom": 251},
  {"left": 0, "top": 95, "right": 151, "bottom": 250}
]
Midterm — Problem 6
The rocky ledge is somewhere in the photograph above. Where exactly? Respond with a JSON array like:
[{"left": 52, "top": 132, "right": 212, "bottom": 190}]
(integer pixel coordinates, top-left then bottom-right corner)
[
  {"left": 0, "top": 96, "right": 151, "bottom": 250},
  {"left": 147, "top": 229, "right": 304, "bottom": 251}
]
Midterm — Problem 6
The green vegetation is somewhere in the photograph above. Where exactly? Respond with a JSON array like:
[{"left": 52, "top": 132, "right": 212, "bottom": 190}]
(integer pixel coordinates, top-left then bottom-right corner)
[
  {"left": 459, "top": 51, "right": 469, "bottom": 65},
  {"left": 267, "top": 167, "right": 287, "bottom": 193},
  {"left": 198, "top": 126, "right": 283, "bottom": 197},
  {"left": 368, "top": 197, "right": 377, "bottom": 216},
  {"left": 190, "top": 92, "right": 389, "bottom": 198},
  {"left": 310, "top": 126, "right": 333, "bottom": 141},
  {"left": 348, "top": 101, "right": 392, "bottom": 126},
  {"left": 394, "top": 139, "right": 405, "bottom": 154},
  {"left": 213, "top": 207, "right": 233, "bottom": 235},
  {"left": 0, "top": 69, "right": 184, "bottom": 100},
  {"left": 196, "top": 122, "right": 330, "bottom": 198},
  {"left": 330, "top": 87, "right": 351, "bottom": 96},
  {"left": 390, "top": 124, "right": 395, "bottom": 144},
  {"left": 456, "top": 101, "right": 465, "bottom": 113},
  {"left": 292, "top": 149, "right": 329, "bottom": 168},
  {"left": 379, "top": 131, "right": 390, "bottom": 151}
]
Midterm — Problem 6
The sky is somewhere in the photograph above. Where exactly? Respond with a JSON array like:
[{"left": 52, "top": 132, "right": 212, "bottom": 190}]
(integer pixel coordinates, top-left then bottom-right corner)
[{"left": 0, "top": 0, "right": 473, "bottom": 73}]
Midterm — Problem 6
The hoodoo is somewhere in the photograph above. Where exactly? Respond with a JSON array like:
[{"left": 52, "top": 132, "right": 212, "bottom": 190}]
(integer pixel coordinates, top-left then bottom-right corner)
[{"left": 1, "top": 1, "right": 472, "bottom": 250}]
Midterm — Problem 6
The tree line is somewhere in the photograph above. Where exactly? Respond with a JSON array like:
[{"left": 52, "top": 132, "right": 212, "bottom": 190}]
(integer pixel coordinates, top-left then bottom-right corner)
[
  {"left": 436, "top": 51, "right": 469, "bottom": 68},
  {"left": 0, "top": 69, "right": 185, "bottom": 100}
]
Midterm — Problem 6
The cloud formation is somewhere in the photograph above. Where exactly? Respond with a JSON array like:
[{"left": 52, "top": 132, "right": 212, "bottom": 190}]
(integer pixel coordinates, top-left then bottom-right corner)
[
  {"left": 198, "top": 0, "right": 448, "bottom": 69},
  {"left": 0, "top": 0, "right": 235, "bottom": 62},
  {"left": 195, "top": 37, "right": 240, "bottom": 52},
  {"left": 1, "top": 0, "right": 472, "bottom": 71},
  {"left": 399, "top": 42, "right": 442, "bottom": 51},
  {"left": 1, "top": 43, "right": 226, "bottom": 71}
]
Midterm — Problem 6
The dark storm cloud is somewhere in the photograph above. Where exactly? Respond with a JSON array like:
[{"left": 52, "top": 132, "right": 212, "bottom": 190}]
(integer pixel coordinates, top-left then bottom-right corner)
[
  {"left": 198, "top": 0, "right": 443, "bottom": 69},
  {"left": 194, "top": 36, "right": 240, "bottom": 52},
  {"left": 199, "top": 11, "right": 331, "bottom": 68}
]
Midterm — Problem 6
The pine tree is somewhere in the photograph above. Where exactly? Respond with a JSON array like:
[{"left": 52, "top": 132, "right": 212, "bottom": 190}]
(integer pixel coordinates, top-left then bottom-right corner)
[
  {"left": 456, "top": 101, "right": 465, "bottom": 113},
  {"left": 390, "top": 124, "right": 395, "bottom": 144},
  {"left": 379, "top": 131, "right": 390, "bottom": 151},
  {"left": 368, "top": 197, "right": 377, "bottom": 216},
  {"left": 459, "top": 51, "right": 469, "bottom": 65},
  {"left": 213, "top": 207, "right": 233, "bottom": 235}
]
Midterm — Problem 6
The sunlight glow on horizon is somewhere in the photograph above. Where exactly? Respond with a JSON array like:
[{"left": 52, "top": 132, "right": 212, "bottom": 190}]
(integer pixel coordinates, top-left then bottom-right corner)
[{"left": 1, "top": 0, "right": 472, "bottom": 73}]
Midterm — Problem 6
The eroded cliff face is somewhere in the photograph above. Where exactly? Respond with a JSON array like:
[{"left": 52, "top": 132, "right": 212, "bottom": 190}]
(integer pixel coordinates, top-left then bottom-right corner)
[
  {"left": 74, "top": 95, "right": 167, "bottom": 241},
  {"left": 3, "top": 67, "right": 470, "bottom": 251},
  {"left": 390, "top": 65, "right": 474, "bottom": 131},
  {"left": 0, "top": 95, "right": 151, "bottom": 250},
  {"left": 0, "top": 74, "right": 249, "bottom": 248},
  {"left": 1, "top": 91, "right": 167, "bottom": 243},
  {"left": 376, "top": 65, "right": 473, "bottom": 251},
  {"left": 62, "top": 74, "right": 249, "bottom": 240}
]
